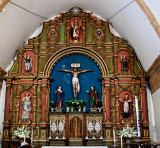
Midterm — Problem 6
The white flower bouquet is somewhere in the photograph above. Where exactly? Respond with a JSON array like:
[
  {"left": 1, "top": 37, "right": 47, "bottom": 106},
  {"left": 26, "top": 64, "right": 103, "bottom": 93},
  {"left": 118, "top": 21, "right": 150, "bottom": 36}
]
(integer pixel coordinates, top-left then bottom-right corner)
[
  {"left": 13, "top": 126, "right": 30, "bottom": 142},
  {"left": 117, "top": 126, "right": 137, "bottom": 138}
]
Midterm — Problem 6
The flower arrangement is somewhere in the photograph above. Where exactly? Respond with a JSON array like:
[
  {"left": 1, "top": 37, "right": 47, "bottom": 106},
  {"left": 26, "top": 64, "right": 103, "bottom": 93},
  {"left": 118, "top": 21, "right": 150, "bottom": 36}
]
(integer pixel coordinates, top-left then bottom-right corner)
[
  {"left": 13, "top": 126, "right": 31, "bottom": 142},
  {"left": 117, "top": 126, "right": 137, "bottom": 138},
  {"left": 65, "top": 100, "right": 87, "bottom": 112}
]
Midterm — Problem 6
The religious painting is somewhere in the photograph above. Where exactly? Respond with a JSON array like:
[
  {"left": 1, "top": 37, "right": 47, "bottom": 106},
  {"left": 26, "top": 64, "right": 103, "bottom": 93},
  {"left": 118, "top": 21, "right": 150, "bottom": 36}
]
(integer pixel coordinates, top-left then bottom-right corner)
[
  {"left": 22, "top": 51, "right": 35, "bottom": 75},
  {"left": 48, "top": 28, "right": 57, "bottom": 41},
  {"left": 119, "top": 91, "right": 133, "bottom": 122},
  {"left": 19, "top": 91, "right": 33, "bottom": 121},
  {"left": 70, "top": 17, "right": 82, "bottom": 42},
  {"left": 117, "top": 50, "right": 130, "bottom": 74}
]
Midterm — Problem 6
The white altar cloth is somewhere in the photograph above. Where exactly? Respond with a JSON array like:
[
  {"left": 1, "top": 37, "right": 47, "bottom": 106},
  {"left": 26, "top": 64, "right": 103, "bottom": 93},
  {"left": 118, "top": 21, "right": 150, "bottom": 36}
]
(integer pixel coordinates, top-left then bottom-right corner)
[{"left": 42, "top": 146, "right": 108, "bottom": 148}]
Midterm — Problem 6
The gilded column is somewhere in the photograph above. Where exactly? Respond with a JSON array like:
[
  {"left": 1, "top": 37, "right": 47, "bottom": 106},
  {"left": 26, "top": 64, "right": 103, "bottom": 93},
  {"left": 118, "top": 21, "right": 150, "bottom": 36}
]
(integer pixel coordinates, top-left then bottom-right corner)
[
  {"left": 83, "top": 114, "right": 86, "bottom": 139},
  {"left": 105, "top": 85, "right": 110, "bottom": 122},
  {"left": 142, "top": 86, "right": 148, "bottom": 122},
  {"left": 42, "top": 84, "right": 47, "bottom": 122},
  {"left": 4, "top": 82, "right": 11, "bottom": 122}
]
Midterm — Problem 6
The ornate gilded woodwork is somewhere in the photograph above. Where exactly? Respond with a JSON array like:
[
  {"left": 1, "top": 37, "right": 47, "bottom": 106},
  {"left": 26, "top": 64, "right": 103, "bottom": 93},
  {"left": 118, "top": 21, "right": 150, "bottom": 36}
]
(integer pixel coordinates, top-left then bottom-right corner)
[{"left": 2, "top": 7, "right": 150, "bottom": 147}]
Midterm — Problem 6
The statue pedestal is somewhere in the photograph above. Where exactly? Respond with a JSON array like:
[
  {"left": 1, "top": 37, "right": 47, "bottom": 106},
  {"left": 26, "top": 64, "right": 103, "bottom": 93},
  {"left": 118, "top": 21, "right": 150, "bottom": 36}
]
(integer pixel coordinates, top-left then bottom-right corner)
[
  {"left": 90, "top": 108, "right": 97, "bottom": 112},
  {"left": 55, "top": 108, "right": 63, "bottom": 112}
]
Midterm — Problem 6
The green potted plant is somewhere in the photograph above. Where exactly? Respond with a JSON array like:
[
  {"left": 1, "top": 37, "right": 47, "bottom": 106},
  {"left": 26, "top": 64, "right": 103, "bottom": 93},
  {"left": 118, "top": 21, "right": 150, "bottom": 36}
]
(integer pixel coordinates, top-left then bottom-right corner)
[
  {"left": 13, "top": 126, "right": 31, "bottom": 146},
  {"left": 65, "top": 100, "right": 71, "bottom": 112},
  {"left": 50, "top": 101, "right": 55, "bottom": 112},
  {"left": 97, "top": 100, "right": 102, "bottom": 112}
]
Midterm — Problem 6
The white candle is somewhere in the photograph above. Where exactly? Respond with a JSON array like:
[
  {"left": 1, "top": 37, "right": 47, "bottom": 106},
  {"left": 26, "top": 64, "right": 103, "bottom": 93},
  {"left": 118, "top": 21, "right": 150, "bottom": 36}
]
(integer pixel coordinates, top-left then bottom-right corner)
[
  {"left": 113, "top": 129, "right": 116, "bottom": 144},
  {"left": 135, "top": 96, "right": 141, "bottom": 139},
  {"left": 121, "top": 134, "right": 123, "bottom": 147},
  {"left": 31, "top": 129, "right": 33, "bottom": 145}
]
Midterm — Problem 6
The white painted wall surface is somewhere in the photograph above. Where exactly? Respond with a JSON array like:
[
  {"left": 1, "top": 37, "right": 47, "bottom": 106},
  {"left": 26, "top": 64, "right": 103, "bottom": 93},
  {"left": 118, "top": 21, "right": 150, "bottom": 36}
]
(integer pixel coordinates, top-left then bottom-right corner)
[
  {"left": 152, "top": 88, "right": 160, "bottom": 143},
  {"left": 146, "top": 84, "right": 157, "bottom": 142}
]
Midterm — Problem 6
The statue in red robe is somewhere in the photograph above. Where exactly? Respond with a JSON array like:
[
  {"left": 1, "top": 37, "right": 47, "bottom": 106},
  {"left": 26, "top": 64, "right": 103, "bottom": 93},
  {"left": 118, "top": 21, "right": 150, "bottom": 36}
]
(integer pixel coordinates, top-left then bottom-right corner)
[
  {"left": 119, "top": 93, "right": 132, "bottom": 118},
  {"left": 70, "top": 17, "right": 82, "bottom": 42},
  {"left": 55, "top": 86, "right": 64, "bottom": 108}
]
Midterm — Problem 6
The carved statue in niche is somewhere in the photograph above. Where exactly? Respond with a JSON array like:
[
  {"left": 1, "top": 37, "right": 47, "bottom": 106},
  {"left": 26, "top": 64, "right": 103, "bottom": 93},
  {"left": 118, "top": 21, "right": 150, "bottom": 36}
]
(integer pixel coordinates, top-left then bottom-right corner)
[
  {"left": 70, "top": 17, "right": 82, "bottom": 42},
  {"left": 119, "top": 93, "right": 132, "bottom": 119},
  {"left": 24, "top": 54, "right": 32, "bottom": 72},
  {"left": 55, "top": 86, "right": 64, "bottom": 108},
  {"left": 22, "top": 93, "right": 31, "bottom": 119},
  {"left": 58, "top": 63, "right": 93, "bottom": 99},
  {"left": 120, "top": 54, "right": 128, "bottom": 72},
  {"left": 87, "top": 85, "right": 98, "bottom": 108}
]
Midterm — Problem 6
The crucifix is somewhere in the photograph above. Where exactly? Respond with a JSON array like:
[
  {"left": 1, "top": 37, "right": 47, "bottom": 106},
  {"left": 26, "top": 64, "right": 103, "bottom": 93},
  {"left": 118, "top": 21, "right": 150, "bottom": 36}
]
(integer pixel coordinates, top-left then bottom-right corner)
[{"left": 58, "top": 62, "right": 93, "bottom": 100}]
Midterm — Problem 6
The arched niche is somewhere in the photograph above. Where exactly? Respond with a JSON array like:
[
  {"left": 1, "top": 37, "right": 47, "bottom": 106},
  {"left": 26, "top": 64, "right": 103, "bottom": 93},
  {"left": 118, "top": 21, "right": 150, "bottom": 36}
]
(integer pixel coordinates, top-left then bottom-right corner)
[
  {"left": 22, "top": 51, "right": 35, "bottom": 75},
  {"left": 119, "top": 91, "right": 133, "bottom": 122},
  {"left": 117, "top": 50, "right": 130, "bottom": 74},
  {"left": 43, "top": 47, "right": 108, "bottom": 77},
  {"left": 19, "top": 91, "right": 33, "bottom": 122},
  {"left": 50, "top": 54, "right": 102, "bottom": 112}
]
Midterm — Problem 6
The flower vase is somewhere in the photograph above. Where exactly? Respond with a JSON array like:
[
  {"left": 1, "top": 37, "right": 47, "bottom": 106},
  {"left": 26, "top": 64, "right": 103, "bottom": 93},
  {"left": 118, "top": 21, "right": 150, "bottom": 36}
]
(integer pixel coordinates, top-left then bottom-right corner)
[
  {"left": 71, "top": 107, "right": 74, "bottom": 112},
  {"left": 78, "top": 106, "right": 81, "bottom": 112},
  {"left": 21, "top": 136, "right": 29, "bottom": 146},
  {"left": 126, "top": 138, "right": 131, "bottom": 148},
  {"left": 51, "top": 107, "right": 54, "bottom": 112},
  {"left": 98, "top": 107, "right": 102, "bottom": 112},
  {"left": 66, "top": 107, "right": 70, "bottom": 112},
  {"left": 83, "top": 106, "right": 86, "bottom": 112}
]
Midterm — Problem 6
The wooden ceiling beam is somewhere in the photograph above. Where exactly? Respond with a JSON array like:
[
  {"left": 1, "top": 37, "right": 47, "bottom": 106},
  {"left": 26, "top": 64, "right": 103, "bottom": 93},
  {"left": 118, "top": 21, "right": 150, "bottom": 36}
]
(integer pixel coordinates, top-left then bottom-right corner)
[
  {"left": 0, "top": 0, "right": 10, "bottom": 12},
  {"left": 136, "top": 0, "right": 160, "bottom": 39}
]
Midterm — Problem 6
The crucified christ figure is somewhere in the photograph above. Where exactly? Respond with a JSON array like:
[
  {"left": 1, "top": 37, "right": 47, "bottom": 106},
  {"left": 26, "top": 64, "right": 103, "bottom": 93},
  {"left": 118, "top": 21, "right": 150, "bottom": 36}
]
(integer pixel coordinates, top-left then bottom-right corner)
[{"left": 58, "top": 68, "right": 93, "bottom": 99}]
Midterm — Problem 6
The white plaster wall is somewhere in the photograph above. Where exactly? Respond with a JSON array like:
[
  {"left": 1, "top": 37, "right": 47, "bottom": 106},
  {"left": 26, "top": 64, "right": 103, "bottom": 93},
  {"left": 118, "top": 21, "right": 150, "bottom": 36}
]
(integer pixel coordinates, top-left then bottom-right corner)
[
  {"left": 152, "top": 88, "right": 160, "bottom": 143},
  {"left": 146, "top": 84, "right": 157, "bottom": 142}
]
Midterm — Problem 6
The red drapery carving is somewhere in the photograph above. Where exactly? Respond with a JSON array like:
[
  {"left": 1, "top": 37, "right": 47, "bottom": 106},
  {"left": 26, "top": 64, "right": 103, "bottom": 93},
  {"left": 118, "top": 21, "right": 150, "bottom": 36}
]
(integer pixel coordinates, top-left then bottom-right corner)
[
  {"left": 4, "top": 86, "right": 11, "bottom": 122},
  {"left": 142, "top": 87, "right": 148, "bottom": 121},
  {"left": 106, "top": 87, "right": 110, "bottom": 122}
]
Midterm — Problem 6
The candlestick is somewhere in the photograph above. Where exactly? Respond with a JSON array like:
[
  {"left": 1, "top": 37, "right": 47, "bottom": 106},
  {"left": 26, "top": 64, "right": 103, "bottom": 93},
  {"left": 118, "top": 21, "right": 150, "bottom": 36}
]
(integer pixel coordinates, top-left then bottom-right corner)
[
  {"left": 113, "top": 129, "right": 116, "bottom": 144},
  {"left": 121, "top": 134, "right": 123, "bottom": 148},
  {"left": 31, "top": 129, "right": 33, "bottom": 145},
  {"left": 135, "top": 96, "right": 141, "bottom": 140}
]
